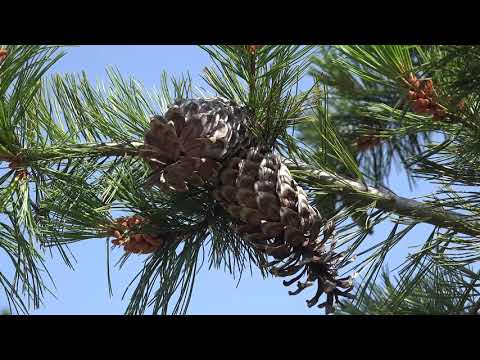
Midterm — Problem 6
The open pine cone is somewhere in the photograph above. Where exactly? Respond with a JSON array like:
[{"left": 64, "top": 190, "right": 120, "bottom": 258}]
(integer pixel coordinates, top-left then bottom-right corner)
[
  {"left": 213, "top": 146, "right": 354, "bottom": 313},
  {"left": 141, "top": 97, "right": 250, "bottom": 192}
]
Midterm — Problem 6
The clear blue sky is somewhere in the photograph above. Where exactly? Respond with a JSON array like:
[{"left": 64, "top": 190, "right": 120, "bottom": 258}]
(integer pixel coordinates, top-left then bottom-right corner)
[{"left": 0, "top": 45, "right": 438, "bottom": 315}]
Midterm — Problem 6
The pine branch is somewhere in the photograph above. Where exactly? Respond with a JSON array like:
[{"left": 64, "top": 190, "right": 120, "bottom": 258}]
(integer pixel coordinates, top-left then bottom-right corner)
[
  {"left": 287, "top": 160, "right": 480, "bottom": 238},
  {"left": 14, "top": 139, "right": 480, "bottom": 239},
  {"left": 0, "top": 141, "right": 144, "bottom": 165}
]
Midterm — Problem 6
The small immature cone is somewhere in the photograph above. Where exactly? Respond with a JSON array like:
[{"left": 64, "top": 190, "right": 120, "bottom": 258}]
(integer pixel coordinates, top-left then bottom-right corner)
[
  {"left": 0, "top": 49, "right": 7, "bottom": 64},
  {"left": 110, "top": 215, "right": 175, "bottom": 254},
  {"left": 247, "top": 45, "right": 263, "bottom": 55},
  {"left": 141, "top": 97, "right": 250, "bottom": 192},
  {"left": 407, "top": 90, "right": 417, "bottom": 101},
  {"left": 8, "top": 158, "right": 29, "bottom": 180},
  {"left": 214, "top": 146, "right": 354, "bottom": 313},
  {"left": 405, "top": 73, "right": 447, "bottom": 121}
]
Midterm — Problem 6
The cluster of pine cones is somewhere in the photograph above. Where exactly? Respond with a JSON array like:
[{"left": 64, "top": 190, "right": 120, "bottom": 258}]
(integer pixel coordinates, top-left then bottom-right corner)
[
  {"left": 406, "top": 73, "right": 447, "bottom": 120},
  {"left": 136, "top": 97, "right": 354, "bottom": 312},
  {"left": 110, "top": 215, "right": 175, "bottom": 254}
]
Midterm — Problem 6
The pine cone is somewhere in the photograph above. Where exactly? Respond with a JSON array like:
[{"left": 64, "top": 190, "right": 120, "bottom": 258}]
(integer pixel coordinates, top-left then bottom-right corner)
[
  {"left": 142, "top": 97, "right": 250, "bottom": 192},
  {"left": 213, "top": 146, "right": 354, "bottom": 313},
  {"left": 110, "top": 215, "right": 176, "bottom": 254},
  {"left": 406, "top": 74, "right": 447, "bottom": 121}
]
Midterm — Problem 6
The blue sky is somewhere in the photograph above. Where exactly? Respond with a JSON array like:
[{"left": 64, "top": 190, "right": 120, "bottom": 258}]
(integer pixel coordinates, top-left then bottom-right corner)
[{"left": 0, "top": 45, "right": 439, "bottom": 314}]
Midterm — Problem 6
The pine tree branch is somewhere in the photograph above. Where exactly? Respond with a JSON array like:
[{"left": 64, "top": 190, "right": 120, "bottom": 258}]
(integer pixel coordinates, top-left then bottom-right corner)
[
  {"left": 11, "top": 139, "right": 479, "bottom": 239},
  {"left": 287, "top": 160, "right": 480, "bottom": 238},
  {"left": 6, "top": 138, "right": 479, "bottom": 238},
  {"left": 0, "top": 142, "right": 145, "bottom": 164}
]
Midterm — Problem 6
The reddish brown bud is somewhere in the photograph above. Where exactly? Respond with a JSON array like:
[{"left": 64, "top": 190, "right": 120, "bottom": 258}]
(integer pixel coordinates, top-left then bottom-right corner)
[
  {"left": 433, "top": 109, "right": 447, "bottom": 120},
  {"left": 423, "top": 79, "right": 433, "bottom": 95},
  {"left": 0, "top": 49, "right": 7, "bottom": 63},
  {"left": 407, "top": 73, "right": 417, "bottom": 85},
  {"left": 411, "top": 100, "right": 426, "bottom": 113},
  {"left": 14, "top": 169, "right": 29, "bottom": 181},
  {"left": 132, "top": 234, "right": 143, "bottom": 242},
  {"left": 417, "top": 98, "right": 430, "bottom": 107},
  {"left": 247, "top": 45, "right": 262, "bottom": 55}
]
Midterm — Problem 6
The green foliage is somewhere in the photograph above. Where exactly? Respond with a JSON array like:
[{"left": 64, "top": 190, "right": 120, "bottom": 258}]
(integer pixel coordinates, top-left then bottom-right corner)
[
  {"left": 334, "top": 45, "right": 416, "bottom": 87},
  {"left": 301, "top": 46, "right": 431, "bottom": 187},
  {"left": 298, "top": 45, "right": 480, "bottom": 314},
  {"left": 0, "top": 45, "right": 65, "bottom": 313},
  {"left": 0, "top": 49, "right": 272, "bottom": 313},
  {"left": 340, "top": 261, "right": 480, "bottom": 315},
  {"left": 201, "top": 45, "right": 316, "bottom": 149},
  {"left": 1, "top": 44, "right": 480, "bottom": 315}
]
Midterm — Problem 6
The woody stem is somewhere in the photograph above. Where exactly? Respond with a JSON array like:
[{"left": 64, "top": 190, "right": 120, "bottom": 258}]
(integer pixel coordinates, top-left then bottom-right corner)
[
  {"left": 0, "top": 141, "right": 145, "bottom": 165},
  {"left": 286, "top": 160, "right": 480, "bottom": 238}
]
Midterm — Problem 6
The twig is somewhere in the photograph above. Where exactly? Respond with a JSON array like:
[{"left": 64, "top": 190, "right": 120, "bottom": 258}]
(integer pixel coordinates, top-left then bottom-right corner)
[{"left": 286, "top": 160, "right": 480, "bottom": 238}]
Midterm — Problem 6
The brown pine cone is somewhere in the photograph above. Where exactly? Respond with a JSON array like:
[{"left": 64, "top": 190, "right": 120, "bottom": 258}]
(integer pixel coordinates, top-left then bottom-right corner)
[
  {"left": 213, "top": 146, "right": 354, "bottom": 312},
  {"left": 141, "top": 97, "right": 250, "bottom": 192}
]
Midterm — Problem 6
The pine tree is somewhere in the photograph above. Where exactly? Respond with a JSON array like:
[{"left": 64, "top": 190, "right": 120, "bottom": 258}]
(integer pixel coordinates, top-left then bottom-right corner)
[{"left": 0, "top": 44, "right": 479, "bottom": 315}]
